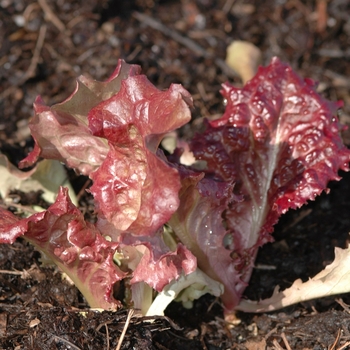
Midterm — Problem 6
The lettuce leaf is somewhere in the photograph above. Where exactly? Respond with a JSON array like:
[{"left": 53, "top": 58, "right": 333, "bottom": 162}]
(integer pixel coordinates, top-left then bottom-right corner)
[
  {"left": 0, "top": 59, "right": 196, "bottom": 312},
  {"left": 172, "top": 57, "right": 350, "bottom": 311},
  {"left": 1, "top": 57, "right": 349, "bottom": 315},
  {"left": 0, "top": 187, "right": 124, "bottom": 310},
  {"left": 19, "top": 60, "right": 141, "bottom": 175}
]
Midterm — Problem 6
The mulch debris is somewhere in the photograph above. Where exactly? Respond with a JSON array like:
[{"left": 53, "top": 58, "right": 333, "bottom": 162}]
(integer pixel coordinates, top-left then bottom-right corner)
[{"left": 1, "top": 0, "right": 350, "bottom": 349}]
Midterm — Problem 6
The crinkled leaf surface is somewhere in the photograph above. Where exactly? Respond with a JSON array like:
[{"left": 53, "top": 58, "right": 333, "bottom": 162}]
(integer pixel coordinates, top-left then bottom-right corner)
[
  {"left": 0, "top": 187, "right": 124, "bottom": 310},
  {"left": 88, "top": 75, "right": 193, "bottom": 151},
  {"left": 19, "top": 60, "right": 141, "bottom": 175},
  {"left": 90, "top": 138, "right": 182, "bottom": 236},
  {"left": 236, "top": 245, "right": 350, "bottom": 312},
  {"left": 130, "top": 243, "right": 196, "bottom": 291},
  {"left": 88, "top": 75, "right": 192, "bottom": 235},
  {"left": 21, "top": 59, "right": 192, "bottom": 236},
  {"left": 1, "top": 60, "right": 195, "bottom": 312},
  {"left": 181, "top": 57, "right": 350, "bottom": 311},
  {"left": 2, "top": 57, "right": 349, "bottom": 315}
]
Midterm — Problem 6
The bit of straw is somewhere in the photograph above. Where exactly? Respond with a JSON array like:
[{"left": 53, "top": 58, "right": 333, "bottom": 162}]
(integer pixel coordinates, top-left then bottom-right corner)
[
  {"left": 225, "top": 40, "right": 262, "bottom": 84},
  {"left": 115, "top": 309, "right": 134, "bottom": 350}
]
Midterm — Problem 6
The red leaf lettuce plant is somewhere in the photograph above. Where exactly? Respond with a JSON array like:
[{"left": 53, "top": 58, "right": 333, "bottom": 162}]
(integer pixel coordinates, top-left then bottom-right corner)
[{"left": 1, "top": 58, "right": 349, "bottom": 316}]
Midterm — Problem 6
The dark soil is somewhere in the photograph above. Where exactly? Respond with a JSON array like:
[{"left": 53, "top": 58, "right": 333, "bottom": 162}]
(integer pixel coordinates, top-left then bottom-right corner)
[{"left": 1, "top": 0, "right": 350, "bottom": 349}]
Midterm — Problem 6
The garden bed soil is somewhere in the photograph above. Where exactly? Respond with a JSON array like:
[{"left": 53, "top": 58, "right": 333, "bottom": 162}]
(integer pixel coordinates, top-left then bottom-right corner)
[{"left": 1, "top": 0, "right": 350, "bottom": 349}]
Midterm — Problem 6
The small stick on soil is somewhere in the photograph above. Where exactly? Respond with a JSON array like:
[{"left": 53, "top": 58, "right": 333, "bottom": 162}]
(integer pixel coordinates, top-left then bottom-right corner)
[
  {"left": 338, "top": 341, "right": 350, "bottom": 350},
  {"left": 21, "top": 24, "right": 47, "bottom": 83},
  {"left": 105, "top": 323, "right": 110, "bottom": 350},
  {"left": 76, "top": 178, "right": 92, "bottom": 202},
  {"left": 222, "top": 0, "right": 235, "bottom": 14},
  {"left": 0, "top": 202, "right": 40, "bottom": 215},
  {"left": 115, "top": 309, "right": 134, "bottom": 350},
  {"left": 316, "top": 0, "right": 328, "bottom": 34},
  {"left": 133, "top": 11, "right": 207, "bottom": 57},
  {"left": 281, "top": 332, "right": 292, "bottom": 350},
  {"left": 329, "top": 329, "right": 341, "bottom": 350},
  {"left": 37, "top": 0, "right": 65, "bottom": 32},
  {"left": 0, "top": 269, "right": 24, "bottom": 276},
  {"left": 272, "top": 338, "right": 284, "bottom": 350},
  {"left": 132, "top": 11, "right": 237, "bottom": 79},
  {"left": 0, "top": 313, "right": 7, "bottom": 337},
  {"left": 336, "top": 298, "right": 350, "bottom": 314},
  {"left": 206, "top": 296, "right": 220, "bottom": 312},
  {"left": 0, "top": 22, "right": 47, "bottom": 100},
  {"left": 23, "top": 2, "right": 41, "bottom": 23},
  {"left": 264, "top": 326, "right": 278, "bottom": 341}
]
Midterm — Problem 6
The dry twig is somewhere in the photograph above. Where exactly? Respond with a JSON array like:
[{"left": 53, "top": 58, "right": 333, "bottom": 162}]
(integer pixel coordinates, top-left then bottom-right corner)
[
  {"left": 272, "top": 338, "right": 284, "bottom": 350},
  {"left": 336, "top": 299, "right": 350, "bottom": 314},
  {"left": 0, "top": 24, "right": 47, "bottom": 100},
  {"left": 337, "top": 341, "right": 350, "bottom": 350},
  {"left": 115, "top": 309, "right": 135, "bottom": 350},
  {"left": 316, "top": 0, "right": 328, "bottom": 34},
  {"left": 37, "top": 0, "right": 73, "bottom": 47},
  {"left": 23, "top": 2, "right": 41, "bottom": 23},
  {"left": 105, "top": 323, "right": 110, "bottom": 350},
  {"left": 281, "top": 332, "right": 292, "bottom": 350},
  {"left": 0, "top": 269, "right": 26, "bottom": 276},
  {"left": 21, "top": 24, "right": 47, "bottom": 83},
  {"left": 329, "top": 329, "right": 341, "bottom": 350},
  {"left": 0, "top": 202, "right": 40, "bottom": 215},
  {"left": 264, "top": 326, "right": 278, "bottom": 341},
  {"left": 37, "top": 0, "right": 65, "bottom": 32},
  {"left": 222, "top": 0, "right": 236, "bottom": 14}
]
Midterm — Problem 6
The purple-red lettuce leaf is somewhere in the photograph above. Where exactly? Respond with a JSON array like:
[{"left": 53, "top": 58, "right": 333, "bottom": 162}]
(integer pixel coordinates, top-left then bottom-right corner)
[
  {"left": 106, "top": 235, "right": 196, "bottom": 314},
  {"left": 19, "top": 60, "right": 141, "bottom": 175},
  {"left": 171, "top": 57, "right": 350, "bottom": 312},
  {"left": 125, "top": 239, "right": 198, "bottom": 315},
  {"left": 88, "top": 75, "right": 192, "bottom": 236},
  {"left": 168, "top": 167, "right": 238, "bottom": 308},
  {"left": 130, "top": 243, "right": 197, "bottom": 291},
  {"left": 1, "top": 60, "right": 196, "bottom": 312},
  {"left": 88, "top": 74, "right": 193, "bottom": 152},
  {"left": 0, "top": 184, "right": 197, "bottom": 311},
  {"left": 89, "top": 134, "right": 182, "bottom": 236},
  {"left": 20, "top": 59, "right": 192, "bottom": 238},
  {"left": 0, "top": 187, "right": 125, "bottom": 310},
  {"left": 3, "top": 56, "right": 348, "bottom": 315}
]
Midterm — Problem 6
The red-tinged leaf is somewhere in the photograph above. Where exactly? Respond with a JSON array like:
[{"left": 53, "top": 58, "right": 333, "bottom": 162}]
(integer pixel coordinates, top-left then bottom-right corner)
[
  {"left": 19, "top": 60, "right": 141, "bottom": 175},
  {"left": 188, "top": 57, "right": 350, "bottom": 311},
  {"left": 88, "top": 75, "right": 193, "bottom": 151},
  {"left": 168, "top": 167, "right": 239, "bottom": 309},
  {"left": 90, "top": 141, "right": 181, "bottom": 235},
  {"left": 0, "top": 187, "right": 125, "bottom": 310},
  {"left": 20, "top": 59, "right": 192, "bottom": 237},
  {"left": 0, "top": 209, "right": 24, "bottom": 242},
  {"left": 87, "top": 74, "right": 192, "bottom": 235},
  {"left": 130, "top": 243, "right": 197, "bottom": 292}
]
